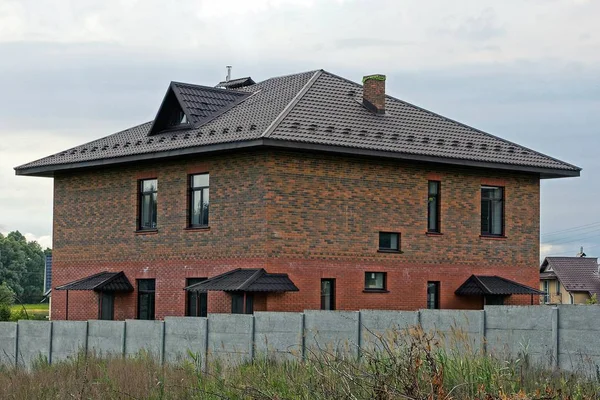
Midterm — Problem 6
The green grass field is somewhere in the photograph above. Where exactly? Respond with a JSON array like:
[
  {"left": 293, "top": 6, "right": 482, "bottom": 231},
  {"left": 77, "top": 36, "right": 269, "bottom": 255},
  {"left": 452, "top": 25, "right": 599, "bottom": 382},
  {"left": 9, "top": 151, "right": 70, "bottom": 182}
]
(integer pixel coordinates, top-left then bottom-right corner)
[{"left": 10, "top": 303, "right": 49, "bottom": 318}]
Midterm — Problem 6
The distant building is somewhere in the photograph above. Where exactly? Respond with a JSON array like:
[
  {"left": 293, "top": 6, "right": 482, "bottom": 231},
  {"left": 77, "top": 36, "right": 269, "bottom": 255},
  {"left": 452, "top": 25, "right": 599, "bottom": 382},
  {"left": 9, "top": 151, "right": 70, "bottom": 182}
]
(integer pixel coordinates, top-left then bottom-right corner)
[
  {"left": 539, "top": 257, "right": 600, "bottom": 304},
  {"left": 43, "top": 255, "right": 52, "bottom": 296}
]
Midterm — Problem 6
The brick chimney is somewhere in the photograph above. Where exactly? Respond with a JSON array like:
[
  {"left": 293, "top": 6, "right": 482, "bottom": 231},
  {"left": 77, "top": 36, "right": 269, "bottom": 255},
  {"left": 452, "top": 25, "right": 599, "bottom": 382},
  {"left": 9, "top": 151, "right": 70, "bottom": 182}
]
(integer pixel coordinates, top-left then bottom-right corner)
[{"left": 362, "top": 74, "right": 386, "bottom": 114}]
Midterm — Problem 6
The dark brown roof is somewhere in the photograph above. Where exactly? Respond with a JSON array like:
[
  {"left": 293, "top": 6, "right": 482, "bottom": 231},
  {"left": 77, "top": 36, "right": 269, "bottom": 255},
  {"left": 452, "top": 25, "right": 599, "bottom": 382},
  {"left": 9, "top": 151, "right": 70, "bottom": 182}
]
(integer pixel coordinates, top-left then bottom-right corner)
[
  {"left": 15, "top": 70, "right": 580, "bottom": 178},
  {"left": 185, "top": 268, "right": 298, "bottom": 293},
  {"left": 216, "top": 77, "right": 256, "bottom": 89},
  {"left": 55, "top": 271, "right": 133, "bottom": 292},
  {"left": 455, "top": 275, "right": 543, "bottom": 296},
  {"left": 540, "top": 257, "right": 600, "bottom": 296}
]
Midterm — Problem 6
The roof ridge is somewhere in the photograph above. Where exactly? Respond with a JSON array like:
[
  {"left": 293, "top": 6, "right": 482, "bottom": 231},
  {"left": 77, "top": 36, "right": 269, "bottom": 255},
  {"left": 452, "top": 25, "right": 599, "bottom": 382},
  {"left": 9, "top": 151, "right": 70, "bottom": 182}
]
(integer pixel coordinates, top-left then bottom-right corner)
[
  {"left": 260, "top": 70, "right": 323, "bottom": 138},
  {"left": 473, "top": 275, "right": 492, "bottom": 294},
  {"left": 171, "top": 81, "right": 248, "bottom": 95},
  {"left": 238, "top": 268, "right": 266, "bottom": 290}
]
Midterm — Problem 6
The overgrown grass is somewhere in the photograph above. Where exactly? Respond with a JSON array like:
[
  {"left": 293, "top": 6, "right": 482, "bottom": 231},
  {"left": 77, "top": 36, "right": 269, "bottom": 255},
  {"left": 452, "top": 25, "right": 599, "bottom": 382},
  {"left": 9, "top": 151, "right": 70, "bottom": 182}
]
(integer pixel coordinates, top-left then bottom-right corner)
[
  {"left": 0, "top": 326, "right": 598, "bottom": 399},
  {"left": 9, "top": 303, "right": 49, "bottom": 320}
]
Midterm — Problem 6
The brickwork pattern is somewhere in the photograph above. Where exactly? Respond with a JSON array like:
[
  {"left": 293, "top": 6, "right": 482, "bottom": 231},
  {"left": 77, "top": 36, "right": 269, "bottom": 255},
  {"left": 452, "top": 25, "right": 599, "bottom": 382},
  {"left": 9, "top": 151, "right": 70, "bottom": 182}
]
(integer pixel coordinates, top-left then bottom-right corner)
[{"left": 51, "top": 150, "right": 540, "bottom": 320}]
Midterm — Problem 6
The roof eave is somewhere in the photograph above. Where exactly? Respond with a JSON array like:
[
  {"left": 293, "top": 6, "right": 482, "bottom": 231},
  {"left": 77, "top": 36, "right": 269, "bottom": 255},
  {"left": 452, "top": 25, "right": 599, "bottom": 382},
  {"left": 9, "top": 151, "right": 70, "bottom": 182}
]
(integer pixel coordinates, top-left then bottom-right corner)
[{"left": 15, "top": 138, "right": 581, "bottom": 179}]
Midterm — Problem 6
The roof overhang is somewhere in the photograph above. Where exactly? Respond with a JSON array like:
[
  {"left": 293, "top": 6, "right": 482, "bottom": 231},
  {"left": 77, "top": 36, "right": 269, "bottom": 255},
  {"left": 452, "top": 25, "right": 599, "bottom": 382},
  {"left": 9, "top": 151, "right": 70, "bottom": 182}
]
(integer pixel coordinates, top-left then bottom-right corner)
[
  {"left": 55, "top": 271, "right": 134, "bottom": 292},
  {"left": 15, "top": 138, "right": 581, "bottom": 179},
  {"left": 185, "top": 268, "right": 299, "bottom": 293},
  {"left": 455, "top": 275, "right": 544, "bottom": 296}
]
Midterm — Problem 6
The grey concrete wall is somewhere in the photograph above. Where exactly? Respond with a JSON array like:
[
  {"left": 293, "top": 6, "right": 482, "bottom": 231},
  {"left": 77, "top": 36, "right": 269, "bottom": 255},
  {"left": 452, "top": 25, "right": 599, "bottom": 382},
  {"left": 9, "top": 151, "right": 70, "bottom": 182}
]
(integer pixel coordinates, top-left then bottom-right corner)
[
  {"left": 486, "top": 306, "right": 554, "bottom": 368},
  {"left": 164, "top": 317, "right": 206, "bottom": 364},
  {"left": 4, "top": 306, "right": 600, "bottom": 374},
  {"left": 304, "top": 310, "right": 359, "bottom": 358},
  {"left": 557, "top": 305, "right": 600, "bottom": 374},
  {"left": 207, "top": 314, "right": 253, "bottom": 364},
  {"left": 17, "top": 321, "right": 51, "bottom": 368},
  {"left": 360, "top": 310, "right": 418, "bottom": 353},
  {"left": 125, "top": 320, "right": 164, "bottom": 359},
  {"left": 254, "top": 312, "right": 303, "bottom": 360},
  {"left": 51, "top": 321, "right": 87, "bottom": 362},
  {"left": 0, "top": 322, "right": 17, "bottom": 366},
  {"left": 420, "top": 309, "right": 483, "bottom": 351},
  {"left": 87, "top": 320, "right": 125, "bottom": 356}
]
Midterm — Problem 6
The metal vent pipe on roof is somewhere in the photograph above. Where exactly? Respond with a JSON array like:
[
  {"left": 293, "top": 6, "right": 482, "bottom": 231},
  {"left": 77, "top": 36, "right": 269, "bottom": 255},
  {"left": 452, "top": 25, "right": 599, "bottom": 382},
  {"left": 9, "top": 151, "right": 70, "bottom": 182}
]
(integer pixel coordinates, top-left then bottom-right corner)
[{"left": 226, "top": 65, "right": 232, "bottom": 82}]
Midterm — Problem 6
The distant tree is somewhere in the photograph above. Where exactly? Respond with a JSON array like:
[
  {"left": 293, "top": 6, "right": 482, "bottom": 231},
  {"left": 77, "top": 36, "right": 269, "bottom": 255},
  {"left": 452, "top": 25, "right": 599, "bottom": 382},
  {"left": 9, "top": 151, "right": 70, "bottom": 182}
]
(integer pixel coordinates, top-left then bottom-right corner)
[
  {"left": 0, "top": 282, "right": 15, "bottom": 305},
  {"left": 0, "top": 231, "right": 49, "bottom": 303}
]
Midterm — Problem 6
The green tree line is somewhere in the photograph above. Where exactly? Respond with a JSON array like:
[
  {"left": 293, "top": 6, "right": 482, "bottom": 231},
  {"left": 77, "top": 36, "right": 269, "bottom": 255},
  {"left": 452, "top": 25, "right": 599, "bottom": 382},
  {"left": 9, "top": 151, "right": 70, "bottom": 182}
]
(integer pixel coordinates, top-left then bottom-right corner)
[{"left": 0, "top": 231, "right": 50, "bottom": 304}]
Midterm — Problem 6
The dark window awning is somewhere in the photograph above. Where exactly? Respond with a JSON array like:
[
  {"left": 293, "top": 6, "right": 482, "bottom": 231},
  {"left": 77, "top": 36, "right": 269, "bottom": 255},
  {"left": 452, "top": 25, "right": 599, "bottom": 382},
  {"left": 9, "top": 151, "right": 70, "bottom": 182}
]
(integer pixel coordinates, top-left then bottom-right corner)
[
  {"left": 455, "top": 275, "right": 543, "bottom": 296},
  {"left": 55, "top": 271, "right": 133, "bottom": 292},
  {"left": 185, "top": 268, "right": 299, "bottom": 293}
]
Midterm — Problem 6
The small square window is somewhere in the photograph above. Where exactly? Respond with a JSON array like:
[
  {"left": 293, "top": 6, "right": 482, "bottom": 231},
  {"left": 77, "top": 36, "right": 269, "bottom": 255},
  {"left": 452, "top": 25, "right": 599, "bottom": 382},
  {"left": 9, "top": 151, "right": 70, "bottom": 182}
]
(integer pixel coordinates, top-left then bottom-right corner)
[
  {"left": 365, "top": 272, "right": 386, "bottom": 291},
  {"left": 379, "top": 232, "right": 400, "bottom": 252}
]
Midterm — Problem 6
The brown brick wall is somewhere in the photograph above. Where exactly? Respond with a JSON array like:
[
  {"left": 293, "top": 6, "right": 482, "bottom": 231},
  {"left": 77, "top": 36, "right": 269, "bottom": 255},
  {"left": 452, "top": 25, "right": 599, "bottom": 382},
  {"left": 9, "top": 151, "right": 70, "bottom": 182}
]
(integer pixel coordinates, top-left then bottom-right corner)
[{"left": 50, "top": 149, "right": 540, "bottom": 320}]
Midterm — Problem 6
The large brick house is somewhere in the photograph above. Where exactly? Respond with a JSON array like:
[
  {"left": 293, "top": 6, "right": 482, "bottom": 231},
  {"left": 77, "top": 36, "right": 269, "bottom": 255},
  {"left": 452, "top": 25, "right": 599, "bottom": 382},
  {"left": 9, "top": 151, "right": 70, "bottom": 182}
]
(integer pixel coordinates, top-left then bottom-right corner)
[{"left": 16, "top": 70, "right": 579, "bottom": 320}]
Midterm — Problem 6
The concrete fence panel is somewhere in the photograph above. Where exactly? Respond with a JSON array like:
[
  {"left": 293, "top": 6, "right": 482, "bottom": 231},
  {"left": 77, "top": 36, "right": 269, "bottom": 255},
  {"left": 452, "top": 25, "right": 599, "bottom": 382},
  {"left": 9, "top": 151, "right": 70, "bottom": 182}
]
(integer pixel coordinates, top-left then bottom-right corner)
[
  {"left": 359, "top": 310, "right": 418, "bottom": 352},
  {"left": 254, "top": 312, "right": 303, "bottom": 361},
  {"left": 17, "top": 320, "right": 51, "bottom": 368},
  {"left": 304, "top": 311, "right": 359, "bottom": 358},
  {"left": 0, "top": 322, "right": 17, "bottom": 366},
  {"left": 87, "top": 320, "right": 125, "bottom": 357},
  {"left": 164, "top": 317, "right": 207, "bottom": 364},
  {"left": 420, "top": 309, "right": 483, "bottom": 351},
  {"left": 485, "top": 306, "right": 554, "bottom": 367},
  {"left": 125, "top": 320, "right": 164, "bottom": 360},
  {"left": 207, "top": 314, "right": 253, "bottom": 364},
  {"left": 51, "top": 321, "right": 87, "bottom": 362},
  {"left": 557, "top": 305, "right": 600, "bottom": 373}
]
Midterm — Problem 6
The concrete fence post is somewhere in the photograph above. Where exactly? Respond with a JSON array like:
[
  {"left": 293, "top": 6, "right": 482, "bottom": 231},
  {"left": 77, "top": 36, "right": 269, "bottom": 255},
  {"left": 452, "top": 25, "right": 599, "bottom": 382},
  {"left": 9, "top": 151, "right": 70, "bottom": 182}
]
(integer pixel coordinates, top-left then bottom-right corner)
[
  {"left": 356, "top": 311, "right": 362, "bottom": 361},
  {"left": 416, "top": 310, "right": 422, "bottom": 328},
  {"left": 14, "top": 322, "right": 19, "bottom": 368},
  {"left": 202, "top": 318, "right": 209, "bottom": 373},
  {"left": 551, "top": 307, "right": 559, "bottom": 369},
  {"left": 121, "top": 321, "right": 127, "bottom": 358},
  {"left": 249, "top": 315, "right": 255, "bottom": 361},
  {"left": 48, "top": 321, "right": 53, "bottom": 365},
  {"left": 300, "top": 313, "right": 306, "bottom": 361},
  {"left": 480, "top": 310, "right": 486, "bottom": 354},
  {"left": 160, "top": 321, "right": 166, "bottom": 365},
  {"left": 84, "top": 321, "right": 89, "bottom": 357}
]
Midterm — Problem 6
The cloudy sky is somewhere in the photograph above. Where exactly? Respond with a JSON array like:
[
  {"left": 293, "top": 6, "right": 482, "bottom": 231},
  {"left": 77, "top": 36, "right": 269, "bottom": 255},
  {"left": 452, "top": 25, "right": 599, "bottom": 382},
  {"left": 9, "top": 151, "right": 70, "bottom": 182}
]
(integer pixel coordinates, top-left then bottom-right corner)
[{"left": 0, "top": 0, "right": 598, "bottom": 258}]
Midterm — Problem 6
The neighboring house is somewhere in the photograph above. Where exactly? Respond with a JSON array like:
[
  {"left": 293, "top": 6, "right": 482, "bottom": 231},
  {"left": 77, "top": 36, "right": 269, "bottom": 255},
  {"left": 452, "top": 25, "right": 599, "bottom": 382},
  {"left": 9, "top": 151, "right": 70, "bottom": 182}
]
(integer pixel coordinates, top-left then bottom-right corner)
[
  {"left": 15, "top": 70, "right": 579, "bottom": 321},
  {"left": 539, "top": 257, "right": 600, "bottom": 304}
]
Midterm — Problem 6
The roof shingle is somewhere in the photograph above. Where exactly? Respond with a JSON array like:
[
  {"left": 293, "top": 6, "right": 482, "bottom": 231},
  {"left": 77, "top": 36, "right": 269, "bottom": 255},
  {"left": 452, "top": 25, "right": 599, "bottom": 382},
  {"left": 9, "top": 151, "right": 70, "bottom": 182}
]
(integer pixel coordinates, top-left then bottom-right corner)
[
  {"left": 15, "top": 70, "right": 580, "bottom": 178},
  {"left": 185, "top": 268, "right": 299, "bottom": 293}
]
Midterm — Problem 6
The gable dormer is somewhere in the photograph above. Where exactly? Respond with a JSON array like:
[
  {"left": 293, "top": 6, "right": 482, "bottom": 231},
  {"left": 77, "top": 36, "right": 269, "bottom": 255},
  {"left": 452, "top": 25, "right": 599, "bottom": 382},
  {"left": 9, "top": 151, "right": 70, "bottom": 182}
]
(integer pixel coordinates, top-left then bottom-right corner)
[{"left": 148, "top": 81, "right": 250, "bottom": 136}]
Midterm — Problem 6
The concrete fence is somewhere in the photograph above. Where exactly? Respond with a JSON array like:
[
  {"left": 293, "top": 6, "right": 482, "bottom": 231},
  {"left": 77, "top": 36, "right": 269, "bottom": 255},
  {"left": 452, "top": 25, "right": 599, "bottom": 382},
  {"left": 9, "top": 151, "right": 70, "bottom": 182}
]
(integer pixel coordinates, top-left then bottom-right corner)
[{"left": 0, "top": 305, "right": 599, "bottom": 374}]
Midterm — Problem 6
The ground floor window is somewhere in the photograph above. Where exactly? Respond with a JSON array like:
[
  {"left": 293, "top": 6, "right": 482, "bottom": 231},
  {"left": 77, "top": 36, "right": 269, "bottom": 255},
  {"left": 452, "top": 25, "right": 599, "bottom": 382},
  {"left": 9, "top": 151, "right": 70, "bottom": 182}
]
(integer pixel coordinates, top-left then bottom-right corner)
[
  {"left": 99, "top": 292, "right": 114, "bottom": 320},
  {"left": 137, "top": 279, "right": 155, "bottom": 320},
  {"left": 321, "top": 279, "right": 335, "bottom": 310},
  {"left": 186, "top": 278, "right": 207, "bottom": 317},
  {"left": 427, "top": 281, "right": 440, "bottom": 309},
  {"left": 231, "top": 292, "right": 254, "bottom": 314}
]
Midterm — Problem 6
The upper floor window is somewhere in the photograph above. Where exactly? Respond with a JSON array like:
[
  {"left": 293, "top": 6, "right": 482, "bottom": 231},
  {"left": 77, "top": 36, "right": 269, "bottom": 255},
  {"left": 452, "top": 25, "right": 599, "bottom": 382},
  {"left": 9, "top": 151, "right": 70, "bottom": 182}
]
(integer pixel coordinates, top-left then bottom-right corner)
[
  {"left": 139, "top": 179, "right": 157, "bottom": 230},
  {"left": 379, "top": 232, "right": 400, "bottom": 252},
  {"left": 427, "top": 181, "right": 441, "bottom": 233},
  {"left": 189, "top": 174, "right": 209, "bottom": 227},
  {"left": 481, "top": 186, "right": 504, "bottom": 236}
]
